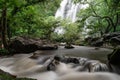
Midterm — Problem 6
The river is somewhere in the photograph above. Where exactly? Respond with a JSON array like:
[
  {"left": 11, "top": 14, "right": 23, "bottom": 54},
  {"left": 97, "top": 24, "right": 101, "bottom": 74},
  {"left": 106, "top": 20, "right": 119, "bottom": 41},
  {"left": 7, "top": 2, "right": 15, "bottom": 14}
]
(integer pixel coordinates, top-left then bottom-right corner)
[
  {"left": 0, "top": 46, "right": 113, "bottom": 80},
  {"left": 40, "top": 46, "right": 113, "bottom": 62}
]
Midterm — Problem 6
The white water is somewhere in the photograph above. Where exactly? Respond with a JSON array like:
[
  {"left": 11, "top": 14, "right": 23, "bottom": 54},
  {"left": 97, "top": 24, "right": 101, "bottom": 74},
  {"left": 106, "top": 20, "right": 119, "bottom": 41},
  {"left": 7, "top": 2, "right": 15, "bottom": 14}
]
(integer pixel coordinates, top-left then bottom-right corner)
[
  {"left": 55, "top": 0, "right": 88, "bottom": 34},
  {"left": 0, "top": 54, "right": 57, "bottom": 80},
  {"left": 0, "top": 46, "right": 113, "bottom": 80},
  {"left": 0, "top": 54, "right": 120, "bottom": 80},
  {"left": 55, "top": 0, "right": 88, "bottom": 22}
]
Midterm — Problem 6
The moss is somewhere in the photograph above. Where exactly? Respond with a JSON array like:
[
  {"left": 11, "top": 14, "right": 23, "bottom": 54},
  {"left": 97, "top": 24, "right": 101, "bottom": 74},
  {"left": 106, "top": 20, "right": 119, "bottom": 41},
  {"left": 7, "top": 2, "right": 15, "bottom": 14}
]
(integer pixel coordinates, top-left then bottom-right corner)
[
  {"left": 0, "top": 71, "right": 36, "bottom": 80},
  {"left": 0, "top": 74, "right": 36, "bottom": 80}
]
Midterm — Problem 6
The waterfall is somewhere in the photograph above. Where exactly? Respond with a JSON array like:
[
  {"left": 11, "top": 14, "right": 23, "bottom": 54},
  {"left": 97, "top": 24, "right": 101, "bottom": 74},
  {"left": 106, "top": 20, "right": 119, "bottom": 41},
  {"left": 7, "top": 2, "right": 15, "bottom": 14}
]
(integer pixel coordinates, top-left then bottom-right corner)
[{"left": 55, "top": 0, "right": 88, "bottom": 22}]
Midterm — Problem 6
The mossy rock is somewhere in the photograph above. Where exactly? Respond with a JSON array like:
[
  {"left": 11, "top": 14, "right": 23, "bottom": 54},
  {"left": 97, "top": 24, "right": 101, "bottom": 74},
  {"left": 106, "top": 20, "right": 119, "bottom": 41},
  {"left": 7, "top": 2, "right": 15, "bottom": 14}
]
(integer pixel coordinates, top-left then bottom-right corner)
[{"left": 0, "top": 69, "right": 36, "bottom": 80}]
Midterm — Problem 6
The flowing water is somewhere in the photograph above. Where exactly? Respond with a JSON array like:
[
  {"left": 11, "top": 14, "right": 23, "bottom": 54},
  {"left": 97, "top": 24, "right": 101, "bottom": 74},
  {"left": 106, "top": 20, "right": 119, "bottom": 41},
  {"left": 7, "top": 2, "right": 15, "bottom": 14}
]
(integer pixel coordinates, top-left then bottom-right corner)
[
  {"left": 41, "top": 46, "right": 112, "bottom": 62},
  {"left": 0, "top": 46, "right": 112, "bottom": 80},
  {"left": 55, "top": 0, "right": 88, "bottom": 22}
]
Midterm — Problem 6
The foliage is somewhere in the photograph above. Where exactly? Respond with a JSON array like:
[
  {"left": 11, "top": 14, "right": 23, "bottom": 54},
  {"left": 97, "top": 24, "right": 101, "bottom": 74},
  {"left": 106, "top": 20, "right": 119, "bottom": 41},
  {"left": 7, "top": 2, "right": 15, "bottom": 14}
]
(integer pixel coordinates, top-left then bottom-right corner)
[
  {"left": 0, "top": 48, "right": 9, "bottom": 55},
  {"left": 0, "top": 0, "right": 120, "bottom": 48},
  {"left": 37, "top": 16, "right": 60, "bottom": 39},
  {"left": 76, "top": 0, "right": 120, "bottom": 37},
  {"left": 0, "top": 0, "right": 61, "bottom": 48},
  {"left": 9, "top": 0, "right": 61, "bottom": 38},
  {"left": 51, "top": 32, "right": 65, "bottom": 42},
  {"left": 60, "top": 20, "right": 80, "bottom": 44}
]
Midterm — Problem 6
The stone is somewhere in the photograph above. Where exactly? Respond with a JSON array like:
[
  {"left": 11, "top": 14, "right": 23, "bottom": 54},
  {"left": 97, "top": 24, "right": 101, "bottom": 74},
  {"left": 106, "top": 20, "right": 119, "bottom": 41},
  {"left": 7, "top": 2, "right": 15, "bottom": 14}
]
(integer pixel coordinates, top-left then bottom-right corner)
[
  {"left": 103, "top": 32, "right": 120, "bottom": 41},
  {"left": 8, "top": 36, "right": 58, "bottom": 53},
  {"left": 110, "top": 36, "right": 120, "bottom": 46},
  {"left": 64, "top": 44, "right": 74, "bottom": 49},
  {"left": 91, "top": 39, "right": 103, "bottom": 47}
]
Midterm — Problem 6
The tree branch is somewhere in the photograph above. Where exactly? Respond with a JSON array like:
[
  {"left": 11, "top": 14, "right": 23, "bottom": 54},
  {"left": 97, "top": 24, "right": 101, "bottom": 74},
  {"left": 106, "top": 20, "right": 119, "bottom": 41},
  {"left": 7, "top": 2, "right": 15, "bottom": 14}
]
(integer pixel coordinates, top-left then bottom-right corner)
[{"left": 114, "top": 13, "right": 119, "bottom": 27}]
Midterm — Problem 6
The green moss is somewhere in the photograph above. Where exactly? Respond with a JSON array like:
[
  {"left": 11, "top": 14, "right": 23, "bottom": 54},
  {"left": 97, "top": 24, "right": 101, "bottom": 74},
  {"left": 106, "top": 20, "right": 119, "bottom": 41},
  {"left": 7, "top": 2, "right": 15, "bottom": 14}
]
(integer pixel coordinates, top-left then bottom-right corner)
[{"left": 0, "top": 73, "right": 36, "bottom": 80}]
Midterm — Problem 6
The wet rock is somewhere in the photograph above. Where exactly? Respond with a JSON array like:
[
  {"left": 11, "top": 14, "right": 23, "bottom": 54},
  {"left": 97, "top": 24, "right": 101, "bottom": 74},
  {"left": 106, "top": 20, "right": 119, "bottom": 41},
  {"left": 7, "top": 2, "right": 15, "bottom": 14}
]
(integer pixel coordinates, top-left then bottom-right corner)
[
  {"left": 29, "top": 51, "right": 44, "bottom": 59},
  {"left": 91, "top": 39, "right": 103, "bottom": 47},
  {"left": 85, "top": 37, "right": 103, "bottom": 47},
  {"left": 110, "top": 36, "right": 120, "bottom": 46},
  {"left": 54, "top": 55, "right": 79, "bottom": 64},
  {"left": 103, "top": 32, "right": 120, "bottom": 41},
  {"left": 79, "top": 60, "right": 109, "bottom": 72},
  {"left": 47, "top": 55, "right": 108, "bottom": 72},
  {"left": 64, "top": 44, "right": 74, "bottom": 49},
  {"left": 39, "top": 44, "right": 58, "bottom": 50},
  {"left": 8, "top": 36, "right": 58, "bottom": 53},
  {"left": 103, "top": 32, "right": 120, "bottom": 46}
]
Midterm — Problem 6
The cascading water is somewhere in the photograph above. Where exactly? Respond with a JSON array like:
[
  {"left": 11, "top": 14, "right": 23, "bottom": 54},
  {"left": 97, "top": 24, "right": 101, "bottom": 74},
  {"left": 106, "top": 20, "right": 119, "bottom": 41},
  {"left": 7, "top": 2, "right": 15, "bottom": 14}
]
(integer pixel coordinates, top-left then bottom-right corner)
[
  {"left": 54, "top": 0, "right": 88, "bottom": 34},
  {"left": 55, "top": 0, "right": 88, "bottom": 22}
]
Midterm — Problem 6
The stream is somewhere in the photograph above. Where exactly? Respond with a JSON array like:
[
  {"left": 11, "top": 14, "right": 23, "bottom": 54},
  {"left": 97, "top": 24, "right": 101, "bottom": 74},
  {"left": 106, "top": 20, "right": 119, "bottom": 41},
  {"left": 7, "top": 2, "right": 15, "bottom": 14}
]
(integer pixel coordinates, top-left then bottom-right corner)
[
  {"left": 39, "top": 46, "right": 113, "bottom": 62},
  {"left": 0, "top": 46, "right": 113, "bottom": 80}
]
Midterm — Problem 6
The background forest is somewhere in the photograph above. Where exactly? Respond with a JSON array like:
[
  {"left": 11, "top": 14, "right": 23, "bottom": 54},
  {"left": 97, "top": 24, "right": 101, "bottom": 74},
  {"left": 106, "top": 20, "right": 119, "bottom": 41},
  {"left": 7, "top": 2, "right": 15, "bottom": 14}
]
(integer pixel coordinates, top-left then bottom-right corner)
[{"left": 0, "top": 0, "right": 120, "bottom": 49}]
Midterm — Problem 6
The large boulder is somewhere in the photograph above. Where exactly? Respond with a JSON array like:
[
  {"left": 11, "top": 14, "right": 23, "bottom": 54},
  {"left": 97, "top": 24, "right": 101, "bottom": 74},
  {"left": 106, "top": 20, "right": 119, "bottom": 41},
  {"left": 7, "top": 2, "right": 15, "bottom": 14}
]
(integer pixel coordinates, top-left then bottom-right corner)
[
  {"left": 91, "top": 39, "right": 104, "bottom": 47},
  {"left": 103, "top": 32, "right": 120, "bottom": 41},
  {"left": 85, "top": 37, "right": 104, "bottom": 47},
  {"left": 110, "top": 36, "right": 120, "bottom": 46},
  {"left": 103, "top": 32, "right": 120, "bottom": 46},
  {"left": 8, "top": 36, "right": 58, "bottom": 53}
]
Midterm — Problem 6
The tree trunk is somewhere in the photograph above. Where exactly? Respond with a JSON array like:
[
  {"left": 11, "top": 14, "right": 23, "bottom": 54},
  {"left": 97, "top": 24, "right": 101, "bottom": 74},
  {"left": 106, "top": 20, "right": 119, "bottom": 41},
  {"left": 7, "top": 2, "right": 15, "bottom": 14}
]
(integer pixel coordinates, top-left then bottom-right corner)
[
  {"left": 7, "top": 22, "right": 11, "bottom": 42},
  {"left": 104, "top": 18, "right": 111, "bottom": 34},
  {"left": 103, "top": 14, "right": 119, "bottom": 33},
  {"left": 1, "top": 5, "right": 8, "bottom": 49},
  {"left": 113, "top": 13, "right": 119, "bottom": 32}
]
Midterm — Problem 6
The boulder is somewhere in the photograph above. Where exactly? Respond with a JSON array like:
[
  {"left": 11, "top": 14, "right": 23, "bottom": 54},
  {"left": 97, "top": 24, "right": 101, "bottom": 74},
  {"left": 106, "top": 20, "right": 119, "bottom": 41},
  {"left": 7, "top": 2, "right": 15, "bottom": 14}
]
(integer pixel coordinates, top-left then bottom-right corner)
[
  {"left": 102, "top": 32, "right": 120, "bottom": 47},
  {"left": 110, "top": 36, "right": 120, "bottom": 46},
  {"left": 64, "top": 44, "right": 74, "bottom": 49},
  {"left": 91, "top": 39, "right": 104, "bottom": 47},
  {"left": 85, "top": 37, "right": 103, "bottom": 47},
  {"left": 8, "top": 36, "right": 58, "bottom": 53},
  {"left": 103, "top": 32, "right": 120, "bottom": 41}
]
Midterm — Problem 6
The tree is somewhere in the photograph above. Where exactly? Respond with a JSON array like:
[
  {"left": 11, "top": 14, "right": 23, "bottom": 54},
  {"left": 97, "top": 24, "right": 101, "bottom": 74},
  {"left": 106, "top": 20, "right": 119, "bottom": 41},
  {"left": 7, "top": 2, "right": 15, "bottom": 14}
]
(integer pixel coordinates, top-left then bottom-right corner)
[
  {"left": 0, "top": 0, "right": 61, "bottom": 49},
  {"left": 61, "top": 20, "right": 80, "bottom": 46},
  {"left": 36, "top": 16, "right": 60, "bottom": 40},
  {"left": 76, "top": 0, "right": 120, "bottom": 37}
]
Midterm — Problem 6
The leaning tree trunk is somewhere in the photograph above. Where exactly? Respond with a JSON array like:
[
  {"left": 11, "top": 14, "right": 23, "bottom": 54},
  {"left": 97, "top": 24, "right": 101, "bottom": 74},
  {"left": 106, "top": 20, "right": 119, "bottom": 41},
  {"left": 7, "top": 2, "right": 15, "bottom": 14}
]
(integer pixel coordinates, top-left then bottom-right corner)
[
  {"left": 113, "top": 13, "right": 119, "bottom": 32},
  {"left": 1, "top": 5, "right": 8, "bottom": 49},
  {"left": 103, "top": 13, "right": 119, "bottom": 34}
]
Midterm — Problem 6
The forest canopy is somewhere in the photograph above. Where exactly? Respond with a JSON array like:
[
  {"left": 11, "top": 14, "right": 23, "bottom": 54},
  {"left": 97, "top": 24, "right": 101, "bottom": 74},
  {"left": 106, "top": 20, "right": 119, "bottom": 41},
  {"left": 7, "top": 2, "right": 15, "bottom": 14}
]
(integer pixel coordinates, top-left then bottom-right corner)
[{"left": 0, "top": 0, "right": 120, "bottom": 49}]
